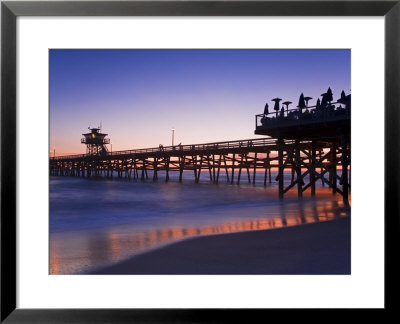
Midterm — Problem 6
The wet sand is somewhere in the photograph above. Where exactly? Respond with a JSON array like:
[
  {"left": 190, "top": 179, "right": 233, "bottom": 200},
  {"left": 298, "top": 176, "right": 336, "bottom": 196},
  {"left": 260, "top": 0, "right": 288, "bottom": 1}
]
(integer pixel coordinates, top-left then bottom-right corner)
[{"left": 92, "top": 216, "right": 350, "bottom": 275}]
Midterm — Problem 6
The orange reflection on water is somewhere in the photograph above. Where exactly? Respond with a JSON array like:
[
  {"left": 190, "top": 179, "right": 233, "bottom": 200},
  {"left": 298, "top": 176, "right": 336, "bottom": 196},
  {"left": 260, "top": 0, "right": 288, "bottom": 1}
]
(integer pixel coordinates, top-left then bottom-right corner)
[
  {"left": 49, "top": 240, "right": 60, "bottom": 274},
  {"left": 274, "top": 218, "right": 284, "bottom": 228},
  {"left": 100, "top": 202, "right": 347, "bottom": 267},
  {"left": 148, "top": 231, "right": 158, "bottom": 245},
  {"left": 109, "top": 233, "right": 121, "bottom": 260},
  {"left": 200, "top": 227, "right": 214, "bottom": 235},
  {"left": 171, "top": 228, "right": 184, "bottom": 239},
  {"left": 50, "top": 192, "right": 350, "bottom": 274}
]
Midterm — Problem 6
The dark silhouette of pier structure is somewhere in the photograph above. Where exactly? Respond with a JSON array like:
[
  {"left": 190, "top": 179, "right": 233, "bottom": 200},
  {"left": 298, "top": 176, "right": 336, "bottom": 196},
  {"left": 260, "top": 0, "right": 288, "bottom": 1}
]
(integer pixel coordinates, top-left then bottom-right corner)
[
  {"left": 255, "top": 88, "right": 351, "bottom": 203},
  {"left": 49, "top": 88, "right": 350, "bottom": 202}
]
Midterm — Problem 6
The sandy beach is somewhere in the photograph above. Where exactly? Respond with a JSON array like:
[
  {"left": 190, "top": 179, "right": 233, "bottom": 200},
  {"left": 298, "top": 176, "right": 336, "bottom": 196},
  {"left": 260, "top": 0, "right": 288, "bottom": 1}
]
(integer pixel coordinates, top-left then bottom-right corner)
[{"left": 92, "top": 216, "right": 350, "bottom": 275}]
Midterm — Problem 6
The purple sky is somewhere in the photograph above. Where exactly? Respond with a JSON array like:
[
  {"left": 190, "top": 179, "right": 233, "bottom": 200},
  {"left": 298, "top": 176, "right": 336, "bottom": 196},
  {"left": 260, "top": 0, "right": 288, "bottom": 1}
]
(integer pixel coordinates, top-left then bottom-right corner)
[{"left": 50, "top": 49, "right": 350, "bottom": 155}]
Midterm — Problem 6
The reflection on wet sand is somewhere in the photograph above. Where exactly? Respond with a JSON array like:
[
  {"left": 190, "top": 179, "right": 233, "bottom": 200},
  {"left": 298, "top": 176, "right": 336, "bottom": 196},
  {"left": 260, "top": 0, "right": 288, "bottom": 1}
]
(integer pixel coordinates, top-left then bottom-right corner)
[
  {"left": 50, "top": 196, "right": 350, "bottom": 274},
  {"left": 49, "top": 240, "right": 60, "bottom": 275}
]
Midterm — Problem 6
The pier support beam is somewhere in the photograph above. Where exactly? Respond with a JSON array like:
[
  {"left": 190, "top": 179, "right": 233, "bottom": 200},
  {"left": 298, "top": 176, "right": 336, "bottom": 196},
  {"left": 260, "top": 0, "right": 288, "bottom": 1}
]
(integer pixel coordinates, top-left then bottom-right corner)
[
  {"left": 252, "top": 153, "right": 257, "bottom": 184},
  {"left": 319, "top": 150, "right": 324, "bottom": 186},
  {"left": 193, "top": 155, "right": 198, "bottom": 183},
  {"left": 278, "top": 138, "right": 284, "bottom": 199},
  {"left": 231, "top": 154, "right": 235, "bottom": 184},
  {"left": 216, "top": 155, "right": 221, "bottom": 184},
  {"left": 295, "top": 140, "right": 302, "bottom": 198},
  {"left": 341, "top": 135, "right": 349, "bottom": 205},
  {"left": 237, "top": 154, "right": 243, "bottom": 185},
  {"left": 153, "top": 158, "right": 158, "bottom": 181},
  {"left": 179, "top": 156, "right": 184, "bottom": 182},
  {"left": 311, "top": 140, "right": 316, "bottom": 197},
  {"left": 332, "top": 142, "right": 337, "bottom": 194},
  {"left": 165, "top": 157, "right": 170, "bottom": 182}
]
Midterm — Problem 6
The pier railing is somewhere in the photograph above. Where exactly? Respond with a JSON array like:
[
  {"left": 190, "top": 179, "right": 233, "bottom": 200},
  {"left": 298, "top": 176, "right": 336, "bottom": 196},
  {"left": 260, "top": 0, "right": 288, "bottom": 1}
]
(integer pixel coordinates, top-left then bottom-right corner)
[
  {"left": 255, "top": 101, "right": 350, "bottom": 129},
  {"left": 81, "top": 138, "right": 110, "bottom": 144},
  {"left": 52, "top": 137, "right": 291, "bottom": 161}
]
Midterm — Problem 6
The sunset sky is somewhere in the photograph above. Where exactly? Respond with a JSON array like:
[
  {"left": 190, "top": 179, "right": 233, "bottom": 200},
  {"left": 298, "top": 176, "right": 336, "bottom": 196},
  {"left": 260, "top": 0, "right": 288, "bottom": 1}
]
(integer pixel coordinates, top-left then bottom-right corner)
[{"left": 49, "top": 49, "right": 350, "bottom": 156}]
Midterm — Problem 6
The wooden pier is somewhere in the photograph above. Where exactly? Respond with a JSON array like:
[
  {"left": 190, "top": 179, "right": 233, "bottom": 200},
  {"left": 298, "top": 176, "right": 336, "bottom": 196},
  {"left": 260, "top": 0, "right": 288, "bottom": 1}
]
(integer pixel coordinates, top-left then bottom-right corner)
[
  {"left": 49, "top": 89, "right": 351, "bottom": 202},
  {"left": 49, "top": 137, "right": 349, "bottom": 201}
]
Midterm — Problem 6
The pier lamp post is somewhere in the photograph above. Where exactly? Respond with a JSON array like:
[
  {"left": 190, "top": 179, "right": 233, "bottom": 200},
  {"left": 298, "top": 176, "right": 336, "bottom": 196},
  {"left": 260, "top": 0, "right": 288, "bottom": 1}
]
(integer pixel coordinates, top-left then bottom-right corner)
[
  {"left": 111, "top": 143, "right": 112, "bottom": 154},
  {"left": 172, "top": 127, "right": 175, "bottom": 146}
]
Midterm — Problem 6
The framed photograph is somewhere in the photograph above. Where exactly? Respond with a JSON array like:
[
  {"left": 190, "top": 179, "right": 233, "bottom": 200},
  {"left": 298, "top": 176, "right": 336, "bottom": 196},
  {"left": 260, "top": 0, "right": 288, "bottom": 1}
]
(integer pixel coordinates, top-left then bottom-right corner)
[{"left": 1, "top": 0, "right": 398, "bottom": 321}]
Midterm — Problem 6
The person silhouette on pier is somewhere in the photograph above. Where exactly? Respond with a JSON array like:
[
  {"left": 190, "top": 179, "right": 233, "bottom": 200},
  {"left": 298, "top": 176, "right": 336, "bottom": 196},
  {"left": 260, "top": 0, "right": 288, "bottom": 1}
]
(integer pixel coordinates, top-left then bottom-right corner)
[
  {"left": 280, "top": 107, "right": 285, "bottom": 118},
  {"left": 320, "top": 93, "right": 328, "bottom": 108},
  {"left": 316, "top": 98, "right": 321, "bottom": 110}
]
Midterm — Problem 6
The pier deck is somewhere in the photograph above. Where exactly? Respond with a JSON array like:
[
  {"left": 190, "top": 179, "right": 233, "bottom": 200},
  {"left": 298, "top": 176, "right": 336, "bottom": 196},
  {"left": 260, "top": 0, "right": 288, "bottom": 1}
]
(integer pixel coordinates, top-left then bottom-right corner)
[{"left": 50, "top": 136, "right": 349, "bottom": 201}]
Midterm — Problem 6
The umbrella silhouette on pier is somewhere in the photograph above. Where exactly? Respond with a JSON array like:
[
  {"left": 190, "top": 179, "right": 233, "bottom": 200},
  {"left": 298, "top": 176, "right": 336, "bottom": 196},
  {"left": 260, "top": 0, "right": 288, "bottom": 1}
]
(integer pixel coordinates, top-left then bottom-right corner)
[
  {"left": 320, "top": 93, "right": 328, "bottom": 108},
  {"left": 297, "top": 93, "right": 306, "bottom": 113},
  {"left": 264, "top": 103, "right": 269, "bottom": 115},
  {"left": 282, "top": 101, "right": 292, "bottom": 116},
  {"left": 272, "top": 98, "right": 282, "bottom": 118},
  {"left": 326, "top": 87, "right": 333, "bottom": 105},
  {"left": 337, "top": 90, "right": 350, "bottom": 109},
  {"left": 304, "top": 96, "right": 313, "bottom": 107}
]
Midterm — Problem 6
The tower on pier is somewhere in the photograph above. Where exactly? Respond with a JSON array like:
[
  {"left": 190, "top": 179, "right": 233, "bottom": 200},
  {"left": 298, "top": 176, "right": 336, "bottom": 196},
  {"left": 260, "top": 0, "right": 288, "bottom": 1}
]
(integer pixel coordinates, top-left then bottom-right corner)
[{"left": 81, "top": 126, "right": 110, "bottom": 155}]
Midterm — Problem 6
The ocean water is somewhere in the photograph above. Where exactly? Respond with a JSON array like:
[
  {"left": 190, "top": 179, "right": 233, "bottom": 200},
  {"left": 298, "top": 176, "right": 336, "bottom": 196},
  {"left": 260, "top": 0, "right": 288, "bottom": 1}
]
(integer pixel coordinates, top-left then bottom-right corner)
[{"left": 50, "top": 170, "right": 350, "bottom": 274}]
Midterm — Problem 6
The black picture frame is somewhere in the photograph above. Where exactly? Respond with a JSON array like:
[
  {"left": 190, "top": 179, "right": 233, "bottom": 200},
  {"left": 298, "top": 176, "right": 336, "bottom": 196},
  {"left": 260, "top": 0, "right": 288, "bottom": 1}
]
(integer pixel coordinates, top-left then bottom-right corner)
[{"left": 1, "top": 0, "right": 399, "bottom": 322}]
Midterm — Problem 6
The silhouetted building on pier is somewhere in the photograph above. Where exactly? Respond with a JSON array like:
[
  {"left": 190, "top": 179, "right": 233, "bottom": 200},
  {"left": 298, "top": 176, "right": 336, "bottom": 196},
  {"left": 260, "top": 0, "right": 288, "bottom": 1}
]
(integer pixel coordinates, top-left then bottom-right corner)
[
  {"left": 255, "top": 88, "right": 351, "bottom": 203},
  {"left": 256, "top": 89, "right": 350, "bottom": 140},
  {"left": 81, "top": 126, "right": 110, "bottom": 156}
]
